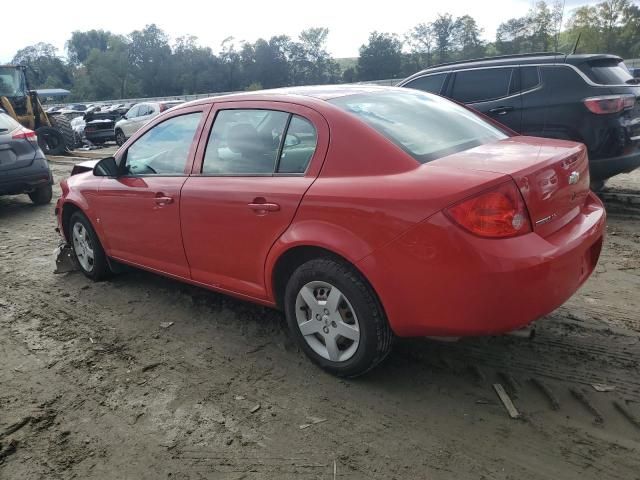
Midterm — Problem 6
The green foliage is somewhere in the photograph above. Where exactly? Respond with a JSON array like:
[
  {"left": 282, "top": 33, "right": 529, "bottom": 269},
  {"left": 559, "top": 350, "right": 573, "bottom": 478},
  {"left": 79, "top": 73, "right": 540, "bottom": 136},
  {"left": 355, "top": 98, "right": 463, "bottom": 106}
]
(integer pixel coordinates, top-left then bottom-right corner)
[{"left": 357, "top": 32, "right": 404, "bottom": 81}]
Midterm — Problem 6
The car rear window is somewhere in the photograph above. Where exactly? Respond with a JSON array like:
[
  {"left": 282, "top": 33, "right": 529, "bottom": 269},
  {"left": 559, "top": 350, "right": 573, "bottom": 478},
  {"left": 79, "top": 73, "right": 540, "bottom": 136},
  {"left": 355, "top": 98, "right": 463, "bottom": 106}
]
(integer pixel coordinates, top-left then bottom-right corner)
[
  {"left": 329, "top": 90, "right": 507, "bottom": 163},
  {"left": 579, "top": 59, "right": 634, "bottom": 85},
  {"left": 0, "top": 112, "right": 21, "bottom": 132}
]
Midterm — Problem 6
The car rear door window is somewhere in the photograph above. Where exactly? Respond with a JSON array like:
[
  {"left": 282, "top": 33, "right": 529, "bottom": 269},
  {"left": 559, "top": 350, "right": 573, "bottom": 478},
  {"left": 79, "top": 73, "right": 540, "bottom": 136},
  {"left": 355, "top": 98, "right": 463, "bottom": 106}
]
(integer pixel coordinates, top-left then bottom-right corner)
[
  {"left": 403, "top": 74, "right": 447, "bottom": 94},
  {"left": 278, "top": 115, "right": 317, "bottom": 174},
  {"left": 202, "top": 109, "right": 289, "bottom": 174},
  {"left": 123, "top": 112, "right": 202, "bottom": 175},
  {"left": 451, "top": 68, "right": 513, "bottom": 103},
  {"left": 520, "top": 66, "right": 540, "bottom": 91}
]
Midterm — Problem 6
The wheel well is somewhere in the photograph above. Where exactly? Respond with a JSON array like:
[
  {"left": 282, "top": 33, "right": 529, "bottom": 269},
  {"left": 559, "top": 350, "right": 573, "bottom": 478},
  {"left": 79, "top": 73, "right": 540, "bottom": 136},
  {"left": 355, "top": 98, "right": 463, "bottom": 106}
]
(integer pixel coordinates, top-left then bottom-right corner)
[
  {"left": 271, "top": 246, "right": 374, "bottom": 310},
  {"left": 61, "top": 202, "right": 82, "bottom": 241}
]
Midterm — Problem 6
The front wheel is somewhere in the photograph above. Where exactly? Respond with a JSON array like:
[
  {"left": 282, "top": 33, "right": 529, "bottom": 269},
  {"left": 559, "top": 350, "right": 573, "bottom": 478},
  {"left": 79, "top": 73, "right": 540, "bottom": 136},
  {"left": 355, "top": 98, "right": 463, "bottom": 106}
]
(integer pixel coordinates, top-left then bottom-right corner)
[
  {"left": 68, "top": 211, "right": 110, "bottom": 280},
  {"left": 284, "top": 257, "right": 393, "bottom": 377}
]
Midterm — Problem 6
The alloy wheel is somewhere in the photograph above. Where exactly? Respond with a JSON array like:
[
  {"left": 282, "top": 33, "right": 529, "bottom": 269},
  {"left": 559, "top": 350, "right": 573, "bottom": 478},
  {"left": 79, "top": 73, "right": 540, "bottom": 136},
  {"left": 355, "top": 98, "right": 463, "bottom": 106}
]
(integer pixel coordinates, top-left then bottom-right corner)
[
  {"left": 295, "top": 281, "right": 360, "bottom": 362},
  {"left": 72, "top": 221, "right": 95, "bottom": 272}
]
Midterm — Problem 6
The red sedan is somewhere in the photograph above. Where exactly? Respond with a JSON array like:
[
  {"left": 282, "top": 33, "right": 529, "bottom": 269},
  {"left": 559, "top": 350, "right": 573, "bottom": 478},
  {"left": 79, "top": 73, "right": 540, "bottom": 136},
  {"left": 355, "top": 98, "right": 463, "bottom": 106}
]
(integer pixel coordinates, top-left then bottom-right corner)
[{"left": 55, "top": 86, "right": 605, "bottom": 376}]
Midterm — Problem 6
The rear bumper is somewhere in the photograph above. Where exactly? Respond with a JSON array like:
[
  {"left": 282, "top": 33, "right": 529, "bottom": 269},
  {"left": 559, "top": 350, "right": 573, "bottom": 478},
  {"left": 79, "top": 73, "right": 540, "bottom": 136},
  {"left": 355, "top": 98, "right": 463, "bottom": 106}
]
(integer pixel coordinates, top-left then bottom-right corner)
[
  {"left": 590, "top": 149, "right": 640, "bottom": 180},
  {"left": 358, "top": 192, "right": 606, "bottom": 337},
  {"left": 85, "top": 129, "right": 115, "bottom": 142},
  {"left": 0, "top": 158, "right": 53, "bottom": 195}
]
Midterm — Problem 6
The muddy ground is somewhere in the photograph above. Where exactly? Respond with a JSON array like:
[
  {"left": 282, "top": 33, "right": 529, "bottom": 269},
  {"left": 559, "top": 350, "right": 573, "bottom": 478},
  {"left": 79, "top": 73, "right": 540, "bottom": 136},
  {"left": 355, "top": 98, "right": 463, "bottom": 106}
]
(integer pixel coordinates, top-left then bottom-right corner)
[{"left": 1, "top": 153, "right": 640, "bottom": 479}]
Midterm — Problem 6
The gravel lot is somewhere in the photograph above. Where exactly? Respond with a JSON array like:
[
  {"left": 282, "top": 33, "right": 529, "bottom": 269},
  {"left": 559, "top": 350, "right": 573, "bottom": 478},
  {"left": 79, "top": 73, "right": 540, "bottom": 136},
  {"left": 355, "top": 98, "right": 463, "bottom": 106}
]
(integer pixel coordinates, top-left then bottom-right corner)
[{"left": 1, "top": 153, "right": 640, "bottom": 479}]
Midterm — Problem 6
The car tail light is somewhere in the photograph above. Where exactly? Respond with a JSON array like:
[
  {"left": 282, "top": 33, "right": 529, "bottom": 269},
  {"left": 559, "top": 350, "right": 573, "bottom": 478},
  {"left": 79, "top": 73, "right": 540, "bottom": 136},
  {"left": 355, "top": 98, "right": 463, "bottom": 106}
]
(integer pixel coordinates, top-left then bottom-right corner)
[
  {"left": 583, "top": 95, "right": 635, "bottom": 114},
  {"left": 445, "top": 181, "right": 532, "bottom": 238},
  {"left": 12, "top": 127, "right": 38, "bottom": 143}
]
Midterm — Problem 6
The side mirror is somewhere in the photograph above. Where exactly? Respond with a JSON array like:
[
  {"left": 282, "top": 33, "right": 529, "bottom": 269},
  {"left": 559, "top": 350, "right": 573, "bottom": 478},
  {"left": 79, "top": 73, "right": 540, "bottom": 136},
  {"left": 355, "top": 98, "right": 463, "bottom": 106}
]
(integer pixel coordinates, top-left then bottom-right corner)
[{"left": 93, "top": 156, "right": 119, "bottom": 177}]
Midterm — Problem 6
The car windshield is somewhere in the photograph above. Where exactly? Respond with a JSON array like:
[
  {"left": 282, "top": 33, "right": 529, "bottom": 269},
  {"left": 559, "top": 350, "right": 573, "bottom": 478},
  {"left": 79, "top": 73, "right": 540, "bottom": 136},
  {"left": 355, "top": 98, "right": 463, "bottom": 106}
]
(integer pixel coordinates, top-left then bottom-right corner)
[
  {"left": 329, "top": 90, "right": 507, "bottom": 163},
  {"left": 0, "top": 67, "right": 26, "bottom": 97}
]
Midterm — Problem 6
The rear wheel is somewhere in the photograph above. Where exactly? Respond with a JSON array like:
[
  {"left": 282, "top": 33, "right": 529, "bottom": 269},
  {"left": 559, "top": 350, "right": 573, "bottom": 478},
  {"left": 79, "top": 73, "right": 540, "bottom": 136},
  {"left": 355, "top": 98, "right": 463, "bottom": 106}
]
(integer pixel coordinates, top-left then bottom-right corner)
[
  {"left": 284, "top": 257, "right": 393, "bottom": 377},
  {"left": 69, "top": 211, "right": 110, "bottom": 280},
  {"left": 28, "top": 185, "right": 52, "bottom": 205}
]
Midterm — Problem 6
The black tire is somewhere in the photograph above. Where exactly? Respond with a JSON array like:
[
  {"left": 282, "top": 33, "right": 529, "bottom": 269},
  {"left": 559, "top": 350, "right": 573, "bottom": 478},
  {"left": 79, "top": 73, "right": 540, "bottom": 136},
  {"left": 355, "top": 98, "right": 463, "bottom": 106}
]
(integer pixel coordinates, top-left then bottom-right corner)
[
  {"left": 49, "top": 114, "right": 76, "bottom": 151},
  {"left": 68, "top": 211, "right": 111, "bottom": 281},
  {"left": 284, "top": 257, "right": 393, "bottom": 377},
  {"left": 28, "top": 184, "right": 52, "bottom": 205},
  {"left": 35, "top": 126, "right": 65, "bottom": 155},
  {"left": 115, "top": 129, "right": 126, "bottom": 146}
]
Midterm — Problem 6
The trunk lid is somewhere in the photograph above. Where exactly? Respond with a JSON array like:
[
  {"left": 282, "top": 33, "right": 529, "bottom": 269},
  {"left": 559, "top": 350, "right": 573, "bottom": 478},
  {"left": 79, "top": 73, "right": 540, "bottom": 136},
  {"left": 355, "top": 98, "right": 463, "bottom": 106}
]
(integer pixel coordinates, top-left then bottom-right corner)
[{"left": 430, "top": 136, "right": 590, "bottom": 237}]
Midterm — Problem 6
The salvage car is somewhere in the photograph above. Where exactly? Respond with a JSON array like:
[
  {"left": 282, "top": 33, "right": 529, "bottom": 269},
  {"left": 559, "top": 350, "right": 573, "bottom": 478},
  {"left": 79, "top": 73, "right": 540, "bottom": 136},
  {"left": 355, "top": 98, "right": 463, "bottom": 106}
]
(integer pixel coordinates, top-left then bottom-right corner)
[
  {"left": 398, "top": 53, "right": 640, "bottom": 189},
  {"left": 0, "top": 108, "right": 53, "bottom": 204},
  {"left": 55, "top": 86, "right": 606, "bottom": 376},
  {"left": 114, "top": 101, "right": 182, "bottom": 146}
]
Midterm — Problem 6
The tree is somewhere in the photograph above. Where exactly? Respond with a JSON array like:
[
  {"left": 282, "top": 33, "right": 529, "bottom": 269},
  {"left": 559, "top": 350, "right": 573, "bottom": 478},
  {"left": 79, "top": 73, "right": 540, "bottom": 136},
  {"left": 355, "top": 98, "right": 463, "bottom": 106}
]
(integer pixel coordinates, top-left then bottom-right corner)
[
  {"left": 563, "top": 0, "right": 640, "bottom": 56},
  {"left": 454, "top": 15, "right": 484, "bottom": 58},
  {"left": 407, "top": 23, "right": 435, "bottom": 69},
  {"left": 432, "top": 14, "right": 458, "bottom": 63},
  {"left": 357, "top": 32, "right": 403, "bottom": 81},
  {"left": 288, "top": 28, "right": 339, "bottom": 85},
  {"left": 66, "top": 30, "right": 113, "bottom": 65},
  {"left": 219, "top": 37, "right": 241, "bottom": 91},
  {"left": 129, "top": 24, "right": 174, "bottom": 96},
  {"left": 11, "top": 43, "right": 72, "bottom": 89}
]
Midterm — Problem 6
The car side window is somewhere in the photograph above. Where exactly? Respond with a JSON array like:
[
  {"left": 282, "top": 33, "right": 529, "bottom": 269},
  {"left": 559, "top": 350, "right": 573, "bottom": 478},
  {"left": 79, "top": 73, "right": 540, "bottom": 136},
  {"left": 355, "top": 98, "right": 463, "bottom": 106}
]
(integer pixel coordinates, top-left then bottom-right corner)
[
  {"left": 278, "top": 115, "right": 317, "bottom": 174},
  {"left": 127, "top": 105, "right": 140, "bottom": 118},
  {"left": 202, "top": 109, "right": 289, "bottom": 174},
  {"left": 403, "top": 74, "right": 447, "bottom": 94},
  {"left": 123, "top": 112, "right": 202, "bottom": 175},
  {"left": 451, "top": 68, "right": 513, "bottom": 103},
  {"left": 140, "top": 105, "right": 152, "bottom": 116},
  {"left": 520, "top": 66, "right": 540, "bottom": 91}
]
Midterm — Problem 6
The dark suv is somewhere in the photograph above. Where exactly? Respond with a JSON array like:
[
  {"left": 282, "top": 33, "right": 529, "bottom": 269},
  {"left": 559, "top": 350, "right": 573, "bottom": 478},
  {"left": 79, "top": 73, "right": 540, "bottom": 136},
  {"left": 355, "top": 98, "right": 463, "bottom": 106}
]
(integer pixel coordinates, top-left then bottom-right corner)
[
  {"left": 399, "top": 53, "right": 640, "bottom": 188},
  {"left": 0, "top": 109, "right": 53, "bottom": 204}
]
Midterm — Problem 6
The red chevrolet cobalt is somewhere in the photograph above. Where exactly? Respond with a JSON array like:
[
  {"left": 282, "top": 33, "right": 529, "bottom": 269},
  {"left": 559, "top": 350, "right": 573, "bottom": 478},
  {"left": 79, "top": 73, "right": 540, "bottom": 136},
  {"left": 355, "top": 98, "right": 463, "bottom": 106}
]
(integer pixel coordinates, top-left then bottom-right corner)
[{"left": 55, "top": 86, "right": 605, "bottom": 376}]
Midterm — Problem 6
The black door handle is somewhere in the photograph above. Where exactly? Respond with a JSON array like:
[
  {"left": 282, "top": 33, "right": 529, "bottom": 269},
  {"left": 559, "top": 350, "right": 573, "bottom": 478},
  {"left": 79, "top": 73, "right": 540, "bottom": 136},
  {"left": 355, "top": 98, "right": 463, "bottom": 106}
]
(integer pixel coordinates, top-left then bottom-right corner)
[{"left": 488, "top": 106, "right": 514, "bottom": 115}]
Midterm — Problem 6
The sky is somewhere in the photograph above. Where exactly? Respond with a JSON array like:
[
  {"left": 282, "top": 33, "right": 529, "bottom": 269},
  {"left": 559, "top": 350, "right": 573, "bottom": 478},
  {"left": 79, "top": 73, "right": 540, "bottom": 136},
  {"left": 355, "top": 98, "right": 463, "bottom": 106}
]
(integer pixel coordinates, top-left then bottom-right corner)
[{"left": 2, "top": 0, "right": 600, "bottom": 63}]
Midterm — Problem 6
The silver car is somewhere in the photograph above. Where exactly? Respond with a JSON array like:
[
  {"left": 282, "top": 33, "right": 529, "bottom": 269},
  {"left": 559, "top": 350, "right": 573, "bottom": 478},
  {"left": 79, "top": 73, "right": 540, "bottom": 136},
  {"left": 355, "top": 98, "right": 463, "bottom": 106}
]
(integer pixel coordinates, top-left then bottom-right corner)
[{"left": 114, "top": 101, "right": 182, "bottom": 146}]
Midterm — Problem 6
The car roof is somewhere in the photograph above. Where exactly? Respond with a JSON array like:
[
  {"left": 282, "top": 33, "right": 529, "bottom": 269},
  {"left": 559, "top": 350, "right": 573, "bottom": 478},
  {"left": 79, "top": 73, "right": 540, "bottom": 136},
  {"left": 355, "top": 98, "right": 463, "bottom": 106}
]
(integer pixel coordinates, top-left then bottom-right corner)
[
  {"left": 401, "top": 52, "right": 623, "bottom": 80},
  {"left": 179, "top": 85, "right": 405, "bottom": 109}
]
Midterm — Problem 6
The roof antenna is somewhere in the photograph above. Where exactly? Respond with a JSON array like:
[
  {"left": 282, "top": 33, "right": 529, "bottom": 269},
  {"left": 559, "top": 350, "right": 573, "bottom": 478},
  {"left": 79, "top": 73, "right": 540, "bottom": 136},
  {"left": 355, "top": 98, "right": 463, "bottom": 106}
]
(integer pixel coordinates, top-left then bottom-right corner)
[{"left": 571, "top": 32, "right": 581, "bottom": 55}]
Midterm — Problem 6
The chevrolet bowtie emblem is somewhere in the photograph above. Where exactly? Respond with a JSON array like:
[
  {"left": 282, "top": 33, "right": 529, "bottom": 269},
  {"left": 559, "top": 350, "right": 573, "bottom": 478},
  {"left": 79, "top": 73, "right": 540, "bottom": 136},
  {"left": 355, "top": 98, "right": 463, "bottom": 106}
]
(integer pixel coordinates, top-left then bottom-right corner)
[{"left": 568, "top": 171, "right": 580, "bottom": 185}]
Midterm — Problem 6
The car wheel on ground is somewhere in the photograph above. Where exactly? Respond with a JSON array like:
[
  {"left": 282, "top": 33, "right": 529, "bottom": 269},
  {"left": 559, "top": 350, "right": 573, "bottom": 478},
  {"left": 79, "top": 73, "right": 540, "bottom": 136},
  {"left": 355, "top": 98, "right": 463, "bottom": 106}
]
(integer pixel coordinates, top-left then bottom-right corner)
[
  {"left": 115, "top": 129, "right": 126, "bottom": 146},
  {"left": 284, "top": 257, "right": 393, "bottom": 377},
  {"left": 35, "top": 126, "right": 66, "bottom": 155},
  {"left": 68, "top": 211, "right": 110, "bottom": 281},
  {"left": 49, "top": 114, "right": 75, "bottom": 152},
  {"left": 28, "top": 185, "right": 52, "bottom": 205}
]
